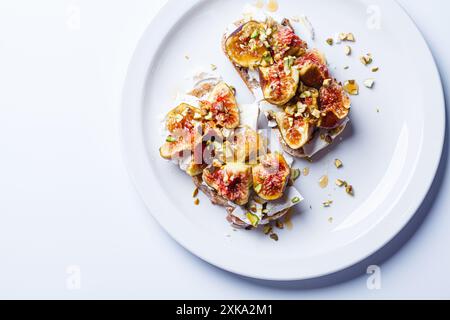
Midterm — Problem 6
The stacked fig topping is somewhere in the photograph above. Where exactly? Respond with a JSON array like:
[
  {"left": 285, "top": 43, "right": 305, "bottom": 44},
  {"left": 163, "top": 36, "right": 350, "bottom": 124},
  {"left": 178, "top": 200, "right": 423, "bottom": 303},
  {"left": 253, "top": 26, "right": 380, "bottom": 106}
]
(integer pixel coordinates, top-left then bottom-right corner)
[
  {"left": 225, "top": 19, "right": 351, "bottom": 152},
  {"left": 159, "top": 81, "right": 302, "bottom": 229}
]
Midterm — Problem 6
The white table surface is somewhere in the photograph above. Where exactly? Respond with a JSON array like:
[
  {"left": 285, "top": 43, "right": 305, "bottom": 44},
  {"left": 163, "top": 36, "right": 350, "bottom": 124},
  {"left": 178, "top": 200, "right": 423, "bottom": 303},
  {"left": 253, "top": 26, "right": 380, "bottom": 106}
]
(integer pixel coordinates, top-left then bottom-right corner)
[{"left": 0, "top": 0, "right": 448, "bottom": 300}]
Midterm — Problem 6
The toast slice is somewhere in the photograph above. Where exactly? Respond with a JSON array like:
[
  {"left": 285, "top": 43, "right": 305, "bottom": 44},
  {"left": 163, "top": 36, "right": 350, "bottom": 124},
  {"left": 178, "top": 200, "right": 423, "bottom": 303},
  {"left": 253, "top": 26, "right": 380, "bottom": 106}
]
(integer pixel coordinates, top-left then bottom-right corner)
[{"left": 161, "top": 79, "right": 302, "bottom": 229}]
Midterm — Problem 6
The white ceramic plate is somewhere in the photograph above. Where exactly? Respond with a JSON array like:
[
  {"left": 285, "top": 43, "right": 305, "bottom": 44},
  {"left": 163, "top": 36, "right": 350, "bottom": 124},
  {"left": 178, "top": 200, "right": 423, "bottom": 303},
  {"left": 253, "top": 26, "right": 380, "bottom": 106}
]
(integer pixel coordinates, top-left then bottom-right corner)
[{"left": 121, "top": 0, "right": 445, "bottom": 280}]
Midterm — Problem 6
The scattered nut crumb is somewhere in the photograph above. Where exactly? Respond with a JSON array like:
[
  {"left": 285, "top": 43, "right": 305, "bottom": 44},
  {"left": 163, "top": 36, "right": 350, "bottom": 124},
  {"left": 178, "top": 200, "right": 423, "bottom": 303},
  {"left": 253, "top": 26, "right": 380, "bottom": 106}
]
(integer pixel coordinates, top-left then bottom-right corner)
[
  {"left": 336, "top": 179, "right": 346, "bottom": 187},
  {"left": 292, "top": 168, "right": 301, "bottom": 181},
  {"left": 344, "top": 46, "right": 352, "bottom": 56},
  {"left": 328, "top": 217, "right": 334, "bottom": 223},
  {"left": 364, "top": 78, "right": 375, "bottom": 88},
  {"left": 334, "top": 159, "right": 343, "bottom": 169},
  {"left": 275, "top": 220, "right": 284, "bottom": 229},
  {"left": 371, "top": 67, "right": 379, "bottom": 72},
  {"left": 263, "top": 224, "right": 273, "bottom": 235},
  {"left": 270, "top": 233, "right": 279, "bottom": 242},
  {"left": 360, "top": 54, "right": 373, "bottom": 65},
  {"left": 346, "top": 184, "right": 354, "bottom": 196},
  {"left": 339, "top": 33, "right": 356, "bottom": 42},
  {"left": 323, "top": 200, "right": 333, "bottom": 208},
  {"left": 210, "top": 64, "right": 217, "bottom": 71},
  {"left": 323, "top": 78, "right": 332, "bottom": 87},
  {"left": 326, "top": 38, "right": 334, "bottom": 46}
]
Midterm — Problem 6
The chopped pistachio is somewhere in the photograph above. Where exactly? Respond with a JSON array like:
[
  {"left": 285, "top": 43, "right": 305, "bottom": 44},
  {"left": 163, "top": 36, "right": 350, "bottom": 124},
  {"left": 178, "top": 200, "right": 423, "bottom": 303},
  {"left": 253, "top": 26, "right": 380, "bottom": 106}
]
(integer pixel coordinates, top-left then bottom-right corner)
[
  {"left": 275, "top": 220, "right": 284, "bottom": 229},
  {"left": 340, "top": 33, "right": 356, "bottom": 42},
  {"left": 270, "top": 233, "right": 279, "bottom": 241},
  {"left": 175, "top": 114, "right": 184, "bottom": 122},
  {"left": 283, "top": 56, "right": 295, "bottom": 74},
  {"left": 185, "top": 55, "right": 190, "bottom": 60},
  {"left": 288, "top": 117, "right": 294, "bottom": 128},
  {"left": 292, "top": 168, "right": 301, "bottom": 181},
  {"left": 360, "top": 54, "right": 373, "bottom": 65},
  {"left": 166, "top": 136, "right": 177, "bottom": 143},
  {"left": 210, "top": 64, "right": 217, "bottom": 71},
  {"left": 328, "top": 217, "right": 334, "bottom": 224},
  {"left": 364, "top": 78, "right": 375, "bottom": 89},
  {"left": 346, "top": 184, "right": 354, "bottom": 196},
  {"left": 300, "top": 90, "right": 312, "bottom": 98},
  {"left": 246, "top": 213, "right": 260, "bottom": 227},
  {"left": 371, "top": 67, "right": 379, "bottom": 72},
  {"left": 251, "top": 29, "right": 259, "bottom": 39},
  {"left": 323, "top": 78, "right": 332, "bottom": 87},
  {"left": 323, "top": 200, "right": 333, "bottom": 208},
  {"left": 346, "top": 33, "right": 355, "bottom": 41},
  {"left": 254, "top": 184, "right": 263, "bottom": 193},
  {"left": 263, "top": 224, "right": 273, "bottom": 235},
  {"left": 334, "top": 159, "right": 343, "bottom": 169},
  {"left": 326, "top": 38, "right": 334, "bottom": 46},
  {"left": 204, "top": 112, "right": 213, "bottom": 120},
  {"left": 193, "top": 112, "right": 202, "bottom": 120},
  {"left": 336, "top": 179, "right": 347, "bottom": 187},
  {"left": 292, "top": 197, "right": 301, "bottom": 204},
  {"left": 311, "top": 109, "right": 321, "bottom": 119},
  {"left": 344, "top": 45, "right": 352, "bottom": 56}
]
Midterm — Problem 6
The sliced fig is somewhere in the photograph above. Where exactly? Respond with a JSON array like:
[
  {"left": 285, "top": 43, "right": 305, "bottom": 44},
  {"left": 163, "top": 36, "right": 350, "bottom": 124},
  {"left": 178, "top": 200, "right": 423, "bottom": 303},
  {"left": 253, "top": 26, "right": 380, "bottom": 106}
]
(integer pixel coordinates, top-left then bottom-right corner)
[
  {"left": 275, "top": 111, "right": 312, "bottom": 150},
  {"left": 166, "top": 103, "right": 202, "bottom": 134},
  {"left": 202, "top": 82, "right": 240, "bottom": 129},
  {"left": 228, "top": 126, "right": 268, "bottom": 164},
  {"left": 159, "top": 135, "right": 190, "bottom": 160},
  {"left": 203, "top": 163, "right": 253, "bottom": 206},
  {"left": 270, "top": 23, "right": 308, "bottom": 61},
  {"left": 225, "top": 21, "right": 272, "bottom": 68},
  {"left": 295, "top": 50, "right": 330, "bottom": 88},
  {"left": 252, "top": 153, "right": 291, "bottom": 201},
  {"left": 259, "top": 58, "right": 299, "bottom": 106},
  {"left": 185, "top": 162, "right": 205, "bottom": 177},
  {"left": 319, "top": 80, "right": 351, "bottom": 129}
]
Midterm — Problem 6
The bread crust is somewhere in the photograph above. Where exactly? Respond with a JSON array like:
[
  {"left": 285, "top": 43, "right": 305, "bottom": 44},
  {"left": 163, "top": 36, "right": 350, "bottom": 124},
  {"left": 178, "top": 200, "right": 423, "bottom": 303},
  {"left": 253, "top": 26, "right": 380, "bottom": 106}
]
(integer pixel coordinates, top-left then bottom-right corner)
[{"left": 192, "top": 175, "right": 290, "bottom": 229}]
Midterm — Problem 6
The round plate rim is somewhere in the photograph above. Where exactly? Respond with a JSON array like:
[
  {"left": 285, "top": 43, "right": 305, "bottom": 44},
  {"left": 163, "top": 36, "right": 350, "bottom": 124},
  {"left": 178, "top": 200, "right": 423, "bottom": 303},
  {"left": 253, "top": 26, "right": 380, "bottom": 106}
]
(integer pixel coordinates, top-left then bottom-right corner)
[{"left": 120, "top": 0, "right": 446, "bottom": 281}]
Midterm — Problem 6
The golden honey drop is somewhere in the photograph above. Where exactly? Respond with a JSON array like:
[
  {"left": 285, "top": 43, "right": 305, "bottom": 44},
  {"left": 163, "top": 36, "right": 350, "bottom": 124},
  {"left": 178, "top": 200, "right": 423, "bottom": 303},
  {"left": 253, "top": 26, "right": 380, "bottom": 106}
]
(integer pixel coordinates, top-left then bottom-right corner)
[
  {"left": 267, "top": 0, "right": 279, "bottom": 12},
  {"left": 319, "top": 175, "right": 329, "bottom": 189}
]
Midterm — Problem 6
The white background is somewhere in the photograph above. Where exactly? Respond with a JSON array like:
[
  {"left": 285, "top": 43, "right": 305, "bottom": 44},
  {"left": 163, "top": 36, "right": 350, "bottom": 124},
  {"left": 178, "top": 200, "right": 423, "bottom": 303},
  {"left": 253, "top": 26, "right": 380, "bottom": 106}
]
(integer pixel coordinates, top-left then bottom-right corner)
[{"left": 0, "top": 0, "right": 448, "bottom": 299}]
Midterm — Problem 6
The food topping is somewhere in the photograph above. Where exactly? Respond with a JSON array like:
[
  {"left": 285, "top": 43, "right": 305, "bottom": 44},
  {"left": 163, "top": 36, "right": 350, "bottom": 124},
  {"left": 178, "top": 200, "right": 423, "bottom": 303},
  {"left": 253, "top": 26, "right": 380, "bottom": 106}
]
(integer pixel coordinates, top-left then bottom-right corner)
[{"left": 252, "top": 153, "right": 291, "bottom": 201}]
